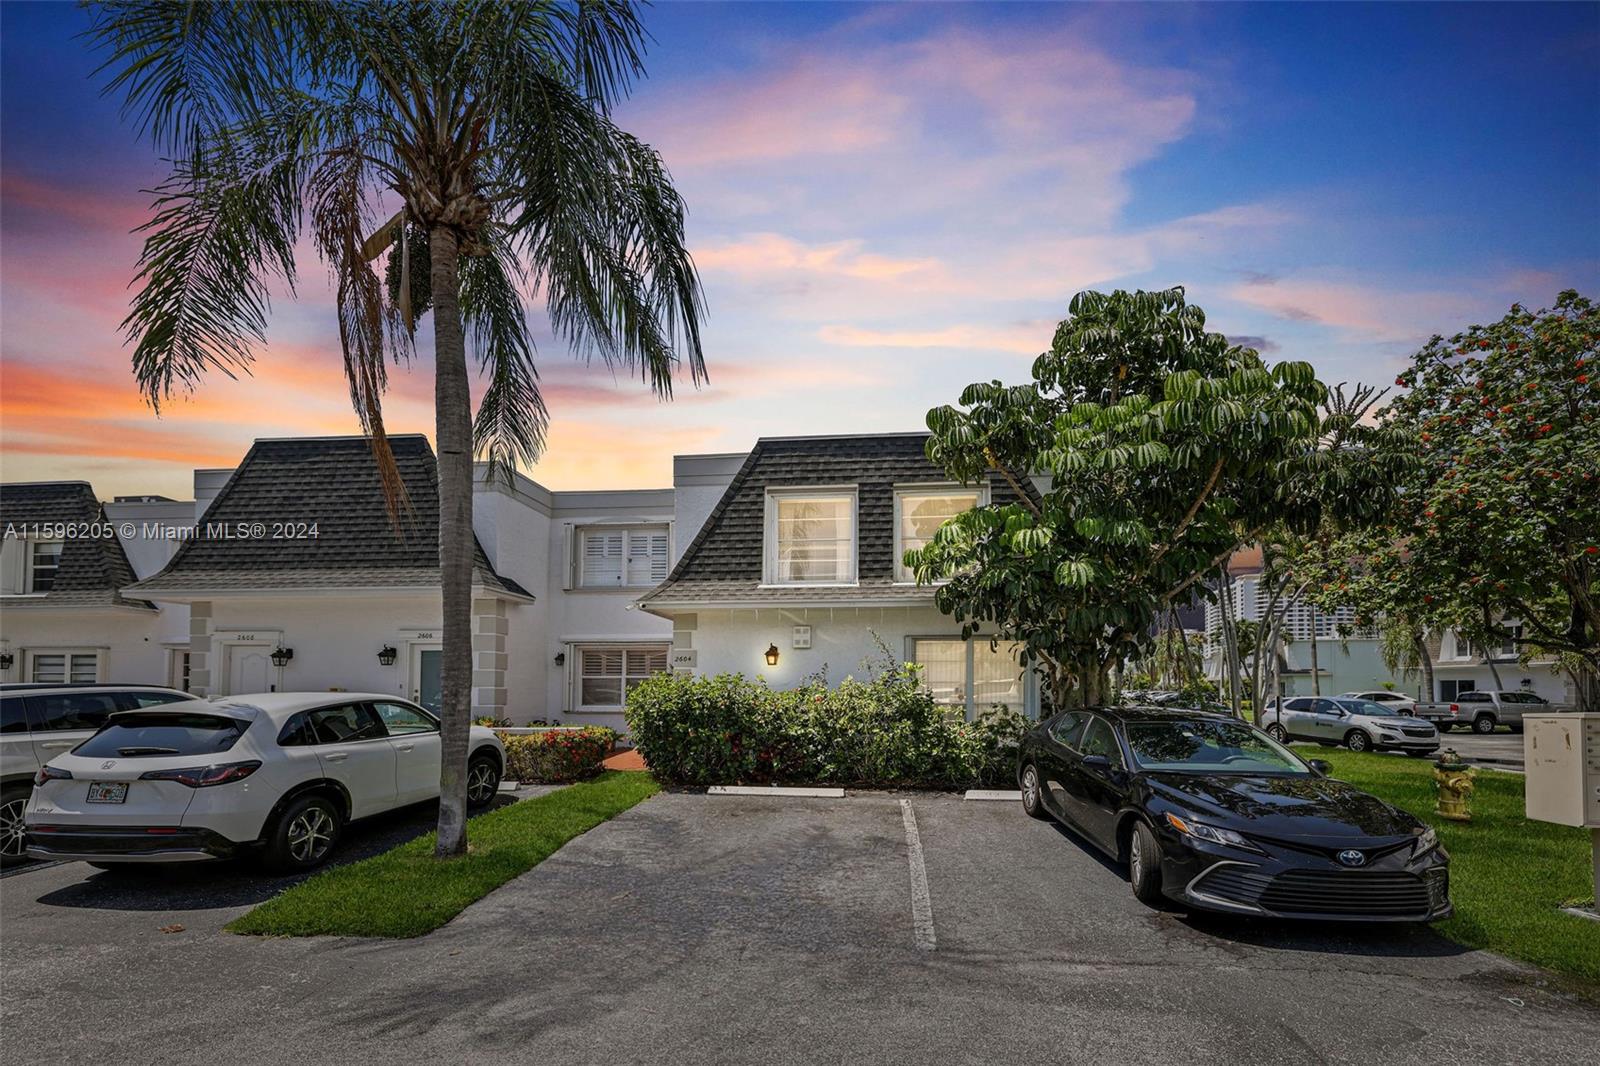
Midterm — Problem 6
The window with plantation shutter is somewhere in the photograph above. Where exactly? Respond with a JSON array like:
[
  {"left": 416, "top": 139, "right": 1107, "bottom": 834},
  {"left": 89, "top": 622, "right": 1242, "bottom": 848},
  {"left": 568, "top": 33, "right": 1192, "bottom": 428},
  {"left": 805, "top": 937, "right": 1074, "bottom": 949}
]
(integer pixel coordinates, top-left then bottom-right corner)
[
  {"left": 28, "top": 650, "right": 99, "bottom": 684},
  {"left": 578, "top": 525, "right": 670, "bottom": 588},
  {"left": 576, "top": 644, "right": 671, "bottom": 708}
]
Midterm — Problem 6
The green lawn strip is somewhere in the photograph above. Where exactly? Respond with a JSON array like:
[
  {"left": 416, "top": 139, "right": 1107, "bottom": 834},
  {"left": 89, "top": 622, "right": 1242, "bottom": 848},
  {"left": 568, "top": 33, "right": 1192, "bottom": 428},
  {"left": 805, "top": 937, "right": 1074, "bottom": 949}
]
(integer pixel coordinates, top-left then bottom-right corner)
[
  {"left": 1319, "top": 751, "right": 1599, "bottom": 986},
  {"left": 228, "top": 771, "right": 660, "bottom": 938}
]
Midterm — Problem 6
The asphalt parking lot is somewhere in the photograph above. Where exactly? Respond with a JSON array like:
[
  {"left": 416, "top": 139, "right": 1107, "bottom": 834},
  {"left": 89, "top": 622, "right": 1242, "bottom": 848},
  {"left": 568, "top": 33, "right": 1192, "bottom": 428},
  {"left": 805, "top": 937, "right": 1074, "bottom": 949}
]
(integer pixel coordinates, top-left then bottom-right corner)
[{"left": 3, "top": 791, "right": 1597, "bottom": 1065}]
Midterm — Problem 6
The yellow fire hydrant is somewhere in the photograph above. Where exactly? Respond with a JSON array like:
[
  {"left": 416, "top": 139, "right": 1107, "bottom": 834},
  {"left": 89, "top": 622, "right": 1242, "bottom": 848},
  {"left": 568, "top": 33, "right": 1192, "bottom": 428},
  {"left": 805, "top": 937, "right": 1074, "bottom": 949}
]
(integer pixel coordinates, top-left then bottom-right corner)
[{"left": 1433, "top": 749, "right": 1477, "bottom": 823}]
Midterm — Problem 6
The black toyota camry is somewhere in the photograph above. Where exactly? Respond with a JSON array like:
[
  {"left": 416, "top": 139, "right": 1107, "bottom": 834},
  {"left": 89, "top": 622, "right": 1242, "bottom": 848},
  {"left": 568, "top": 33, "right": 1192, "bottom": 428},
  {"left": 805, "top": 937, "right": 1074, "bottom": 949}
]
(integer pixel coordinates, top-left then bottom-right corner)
[{"left": 1017, "top": 706, "right": 1452, "bottom": 922}]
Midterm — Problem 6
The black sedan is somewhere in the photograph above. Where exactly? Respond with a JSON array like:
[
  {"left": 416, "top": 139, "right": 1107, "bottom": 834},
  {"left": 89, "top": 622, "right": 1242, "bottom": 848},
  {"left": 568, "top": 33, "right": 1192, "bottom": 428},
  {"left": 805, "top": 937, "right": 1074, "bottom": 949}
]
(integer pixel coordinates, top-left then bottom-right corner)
[{"left": 1017, "top": 706, "right": 1451, "bottom": 922}]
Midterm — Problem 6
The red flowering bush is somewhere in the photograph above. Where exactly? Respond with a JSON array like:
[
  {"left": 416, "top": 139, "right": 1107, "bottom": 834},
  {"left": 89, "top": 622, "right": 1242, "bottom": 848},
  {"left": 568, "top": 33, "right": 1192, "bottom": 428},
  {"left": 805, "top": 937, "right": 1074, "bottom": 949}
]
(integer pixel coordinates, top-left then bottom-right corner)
[{"left": 501, "top": 727, "right": 618, "bottom": 784}]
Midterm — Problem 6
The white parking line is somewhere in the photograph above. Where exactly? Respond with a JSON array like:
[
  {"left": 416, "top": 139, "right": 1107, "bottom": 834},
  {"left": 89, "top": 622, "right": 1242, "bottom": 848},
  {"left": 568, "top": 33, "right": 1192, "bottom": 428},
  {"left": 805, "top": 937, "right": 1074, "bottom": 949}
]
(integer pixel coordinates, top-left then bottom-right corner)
[{"left": 899, "top": 798, "right": 936, "bottom": 951}]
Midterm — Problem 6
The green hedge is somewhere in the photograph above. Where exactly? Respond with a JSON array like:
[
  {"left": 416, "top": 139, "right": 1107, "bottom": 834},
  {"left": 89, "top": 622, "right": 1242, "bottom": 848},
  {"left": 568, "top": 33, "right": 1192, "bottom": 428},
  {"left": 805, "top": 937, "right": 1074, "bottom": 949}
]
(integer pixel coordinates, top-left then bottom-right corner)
[
  {"left": 624, "top": 666, "right": 1027, "bottom": 789},
  {"left": 500, "top": 726, "right": 617, "bottom": 784}
]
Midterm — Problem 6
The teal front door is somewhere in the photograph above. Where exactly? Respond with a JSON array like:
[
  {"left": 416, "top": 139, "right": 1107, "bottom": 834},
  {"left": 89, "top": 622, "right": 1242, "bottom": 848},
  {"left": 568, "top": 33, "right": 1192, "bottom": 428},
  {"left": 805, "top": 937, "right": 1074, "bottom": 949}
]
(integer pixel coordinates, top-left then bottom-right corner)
[{"left": 411, "top": 646, "right": 443, "bottom": 714}]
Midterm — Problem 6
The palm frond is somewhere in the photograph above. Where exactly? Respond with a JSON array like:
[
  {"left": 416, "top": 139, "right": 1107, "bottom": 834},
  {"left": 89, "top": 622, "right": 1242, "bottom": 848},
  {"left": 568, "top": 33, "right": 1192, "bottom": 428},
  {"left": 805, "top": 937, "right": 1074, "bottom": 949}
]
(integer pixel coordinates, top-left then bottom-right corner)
[
  {"left": 462, "top": 233, "right": 547, "bottom": 480},
  {"left": 124, "top": 129, "right": 301, "bottom": 408}
]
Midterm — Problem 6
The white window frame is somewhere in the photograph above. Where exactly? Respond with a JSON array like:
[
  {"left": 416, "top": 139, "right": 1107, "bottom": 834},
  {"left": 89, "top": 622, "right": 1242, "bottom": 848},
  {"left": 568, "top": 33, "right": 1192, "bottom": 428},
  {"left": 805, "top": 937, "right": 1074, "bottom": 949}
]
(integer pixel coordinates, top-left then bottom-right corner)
[
  {"left": 570, "top": 642, "right": 672, "bottom": 712},
  {"left": 575, "top": 524, "right": 672, "bottom": 590},
  {"left": 168, "top": 648, "right": 192, "bottom": 692},
  {"left": 26, "top": 648, "right": 103, "bottom": 684},
  {"left": 763, "top": 487, "right": 859, "bottom": 587},
  {"left": 893, "top": 484, "right": 987, "bottom": 584},
  {"left": 27, "top": 539, "right": 63, "bottom": 593},
  {"left": 907, "top": 636, "right": 1032, "bottom": 721}
]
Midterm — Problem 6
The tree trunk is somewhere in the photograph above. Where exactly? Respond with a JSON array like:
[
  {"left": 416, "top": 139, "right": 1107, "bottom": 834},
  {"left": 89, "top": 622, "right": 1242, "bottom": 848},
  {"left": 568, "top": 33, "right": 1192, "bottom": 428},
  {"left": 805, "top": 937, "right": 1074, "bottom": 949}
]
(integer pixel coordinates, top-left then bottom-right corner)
[
  {"left": 1220, "top": 570, "right": 1242, "bottom": 718},
  {"left": 430, "top": 225, "right": 473, "bottom": 859},
  {"left": 1308, "top": 604, "right": 1321, "bottom": 696},
  {"left": 1416, "top": 634, "right": 1435, "bottom": 703},
  {"left": 1484, "top": 654, "right": 1504, "bottom": 690}
]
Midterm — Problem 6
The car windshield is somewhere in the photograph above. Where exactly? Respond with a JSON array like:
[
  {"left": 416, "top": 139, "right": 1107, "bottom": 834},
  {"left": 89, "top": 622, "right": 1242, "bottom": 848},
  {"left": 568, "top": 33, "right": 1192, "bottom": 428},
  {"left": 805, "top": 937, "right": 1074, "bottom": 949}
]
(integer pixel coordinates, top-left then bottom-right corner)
[
  {"left": 1124, "top": 719, "right": 1311, "bottom": 775},
  {"left": 1337, "top": 698, "right": 1402, "bottom": 716},
  {"left": 74, "top": 712, "right": 248, "bottom": 758}
]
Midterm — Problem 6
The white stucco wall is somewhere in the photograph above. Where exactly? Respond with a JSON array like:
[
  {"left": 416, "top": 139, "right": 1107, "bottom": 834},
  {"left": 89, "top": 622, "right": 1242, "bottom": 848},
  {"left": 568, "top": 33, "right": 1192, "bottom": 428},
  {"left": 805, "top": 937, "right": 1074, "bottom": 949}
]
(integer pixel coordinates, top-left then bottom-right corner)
[
  {"left": 669, "top": 452, "right": 745, "bottom": 564},
  {"left": 663, "top": 603, "right": 1039, "bottom": 721},
  {"left": 0, "top": 607, "right": 168, "bottom": 685}
]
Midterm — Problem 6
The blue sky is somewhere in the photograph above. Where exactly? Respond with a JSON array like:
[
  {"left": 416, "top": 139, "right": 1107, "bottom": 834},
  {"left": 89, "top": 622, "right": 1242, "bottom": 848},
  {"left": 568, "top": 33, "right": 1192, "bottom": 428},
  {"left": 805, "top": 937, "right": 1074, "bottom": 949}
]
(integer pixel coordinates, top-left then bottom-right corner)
[{"left": 2, "top": 1, "right": 1596, "bottom": 497}]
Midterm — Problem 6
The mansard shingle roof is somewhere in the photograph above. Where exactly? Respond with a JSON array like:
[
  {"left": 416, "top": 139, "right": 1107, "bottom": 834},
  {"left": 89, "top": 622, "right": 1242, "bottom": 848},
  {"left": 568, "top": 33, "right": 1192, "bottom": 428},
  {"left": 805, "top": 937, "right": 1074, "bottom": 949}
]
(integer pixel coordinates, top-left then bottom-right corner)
[
  {"left": 0, "top": 481, "right": 152, "bottom": 609},
  {"left": 640, "top": 432, "right": 1031, "bottom": 610},
  {"left": 127, "top": 435, "right": 529, "bottom": 599}
]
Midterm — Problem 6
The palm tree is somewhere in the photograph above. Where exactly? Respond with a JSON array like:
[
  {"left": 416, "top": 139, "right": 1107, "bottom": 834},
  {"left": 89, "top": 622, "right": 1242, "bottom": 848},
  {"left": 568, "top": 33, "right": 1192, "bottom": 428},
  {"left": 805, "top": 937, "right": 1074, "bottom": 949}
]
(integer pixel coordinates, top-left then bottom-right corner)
[{"left": 89, "top": 1, "right": 706, "bottom": 856}]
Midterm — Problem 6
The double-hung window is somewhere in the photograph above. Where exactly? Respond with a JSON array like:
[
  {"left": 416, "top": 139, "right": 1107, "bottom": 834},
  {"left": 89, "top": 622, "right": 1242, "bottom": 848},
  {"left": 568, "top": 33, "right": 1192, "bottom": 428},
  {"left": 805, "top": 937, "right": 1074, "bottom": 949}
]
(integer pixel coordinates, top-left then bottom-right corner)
[
  {"left": 767, "top": 491, "right": 856, "bottom": 585},
  {"left": 895, "top": 488, "right": 981, "bottom": 582},
  {"left": 28, "top": 541, "right": 63, "bottom": 593},
  {"left": 578, "top": 525, "right": 670, "bottom": 588},
  {"left": 576, "top": 645, "right": 670, "bottom": 709},
  {"left": 910, "top": 638, "right": 1027, "bottom": 720}
]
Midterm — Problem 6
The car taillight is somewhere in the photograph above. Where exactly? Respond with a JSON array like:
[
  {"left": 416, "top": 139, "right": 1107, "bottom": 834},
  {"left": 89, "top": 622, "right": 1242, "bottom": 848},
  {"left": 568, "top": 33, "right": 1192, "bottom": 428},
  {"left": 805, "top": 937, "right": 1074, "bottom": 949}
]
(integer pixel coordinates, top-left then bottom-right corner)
[
  {"left": 1449, "top": 703, "right": 1460, "bottom": 716},
  {"left": 139, "top": 760, "right": 261, "bottom": 788},
  {"left": 34, "top": 765, "right": 73, "bottom": 786}
]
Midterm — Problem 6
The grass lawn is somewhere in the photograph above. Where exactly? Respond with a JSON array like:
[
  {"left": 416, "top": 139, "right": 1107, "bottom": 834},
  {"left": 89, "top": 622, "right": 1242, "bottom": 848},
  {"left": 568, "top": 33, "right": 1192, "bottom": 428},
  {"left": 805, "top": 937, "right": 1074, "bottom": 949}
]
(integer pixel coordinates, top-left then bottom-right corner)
[
  {"left": 1319, "top": 750, "right": 1599, "bottom": 986},
  {"left": 228, "top": 771, "right": 659, "bottom": 938}
]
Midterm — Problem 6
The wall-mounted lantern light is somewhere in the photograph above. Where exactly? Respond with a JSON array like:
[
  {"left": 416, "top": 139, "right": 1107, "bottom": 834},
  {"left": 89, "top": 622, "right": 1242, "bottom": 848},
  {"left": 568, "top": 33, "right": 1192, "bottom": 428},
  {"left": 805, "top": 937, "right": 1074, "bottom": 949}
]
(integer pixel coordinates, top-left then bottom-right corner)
[
  {"left": 764, "top": 644, "right": 781, "bottom": 667},
  {"left": 270, "top": 646, "right": 294, "bottom": 668},
  {"left": 554, "top": 651, "right": 566, "bottom": 666},
  {"left": 0, "top": 652, "right": 12, "bottom": 672},
  {"left": 377, "top": 645, "right": 398, "bottom": 667}
]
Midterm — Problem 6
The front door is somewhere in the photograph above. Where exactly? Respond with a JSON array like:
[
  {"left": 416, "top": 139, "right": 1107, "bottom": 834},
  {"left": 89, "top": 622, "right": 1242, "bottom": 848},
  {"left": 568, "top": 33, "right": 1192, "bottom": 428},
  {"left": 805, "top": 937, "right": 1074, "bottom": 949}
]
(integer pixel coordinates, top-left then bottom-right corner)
[
  {"left": 409, "top": 644, "right": 443, "bottom": 715},
  {"left": 226, "top": 645, "right": 272, "bottom": 695}
]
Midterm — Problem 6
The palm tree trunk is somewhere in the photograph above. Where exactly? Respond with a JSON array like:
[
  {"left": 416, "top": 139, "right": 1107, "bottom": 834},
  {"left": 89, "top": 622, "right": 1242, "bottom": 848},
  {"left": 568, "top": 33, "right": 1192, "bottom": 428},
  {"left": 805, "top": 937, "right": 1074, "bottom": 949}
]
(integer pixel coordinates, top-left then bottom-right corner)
[{"left": 430, "top": 225, "right": 473, "bottom": 859}]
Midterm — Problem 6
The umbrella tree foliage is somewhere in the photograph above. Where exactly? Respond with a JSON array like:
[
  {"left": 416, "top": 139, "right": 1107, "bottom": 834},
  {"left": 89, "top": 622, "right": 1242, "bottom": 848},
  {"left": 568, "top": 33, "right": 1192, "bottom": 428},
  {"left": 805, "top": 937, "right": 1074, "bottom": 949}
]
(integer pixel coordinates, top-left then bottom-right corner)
[
  {"left": 88, "top": 1, "right": 706, "bottom": 855},
  {"left": 907, "top": 288, "right": 1396, "bottom": 710},
  {"left": 1300, "top": 292, "right": 1600, "bottom": 708}
]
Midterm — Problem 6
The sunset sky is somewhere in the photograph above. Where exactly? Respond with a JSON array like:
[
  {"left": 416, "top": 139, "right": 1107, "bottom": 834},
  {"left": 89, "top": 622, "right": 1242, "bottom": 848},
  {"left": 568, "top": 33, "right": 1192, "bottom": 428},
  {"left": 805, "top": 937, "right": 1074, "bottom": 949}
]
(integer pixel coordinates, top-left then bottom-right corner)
[{"left": 2, "top": 1, "right": 1596, "bottom": 501}]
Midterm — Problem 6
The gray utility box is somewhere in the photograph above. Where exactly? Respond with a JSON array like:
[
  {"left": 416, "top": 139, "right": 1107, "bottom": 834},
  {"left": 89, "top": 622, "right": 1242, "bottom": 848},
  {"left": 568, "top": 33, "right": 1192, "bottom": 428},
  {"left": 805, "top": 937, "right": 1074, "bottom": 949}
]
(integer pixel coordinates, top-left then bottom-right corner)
[{"left": 1524, "top": 714, "right": 1600, "bottom": 827}]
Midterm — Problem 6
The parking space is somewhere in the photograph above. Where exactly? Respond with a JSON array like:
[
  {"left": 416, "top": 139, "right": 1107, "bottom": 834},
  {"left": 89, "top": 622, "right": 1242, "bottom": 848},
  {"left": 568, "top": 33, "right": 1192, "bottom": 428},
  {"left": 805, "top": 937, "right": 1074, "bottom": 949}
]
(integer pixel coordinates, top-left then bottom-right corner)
[{"left": 3, "top": 791, "right": 1597, "bottom": 1065}]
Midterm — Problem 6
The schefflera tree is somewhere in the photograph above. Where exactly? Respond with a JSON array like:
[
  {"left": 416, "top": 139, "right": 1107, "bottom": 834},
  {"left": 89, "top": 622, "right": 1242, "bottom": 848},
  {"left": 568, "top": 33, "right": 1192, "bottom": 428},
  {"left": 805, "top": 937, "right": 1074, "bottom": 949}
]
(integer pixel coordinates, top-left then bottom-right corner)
[{"left": 906, "top": 287, "right": 1392, "bottom": 711}]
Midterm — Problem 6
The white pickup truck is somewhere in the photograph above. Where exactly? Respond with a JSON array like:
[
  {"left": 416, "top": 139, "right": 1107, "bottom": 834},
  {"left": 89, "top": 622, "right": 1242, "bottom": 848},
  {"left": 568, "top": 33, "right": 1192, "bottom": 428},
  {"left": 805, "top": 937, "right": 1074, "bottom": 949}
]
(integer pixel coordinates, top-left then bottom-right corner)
[{"left": 1415, "top": 690, "right": 1571, "bottom": 734}]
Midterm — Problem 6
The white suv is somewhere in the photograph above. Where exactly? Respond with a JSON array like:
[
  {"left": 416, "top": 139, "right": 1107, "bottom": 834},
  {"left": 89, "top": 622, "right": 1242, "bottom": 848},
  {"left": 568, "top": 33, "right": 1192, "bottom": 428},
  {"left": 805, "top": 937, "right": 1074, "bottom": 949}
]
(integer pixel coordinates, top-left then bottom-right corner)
[
  {"left": 24, "top": 692, "right": 505, "bottom": 871},
  {"left": 2, "top": 683, "right": 192, "bottom": 863},
  {"left": 1336, "top": 690, "right": 1417, "bottom": 714}
]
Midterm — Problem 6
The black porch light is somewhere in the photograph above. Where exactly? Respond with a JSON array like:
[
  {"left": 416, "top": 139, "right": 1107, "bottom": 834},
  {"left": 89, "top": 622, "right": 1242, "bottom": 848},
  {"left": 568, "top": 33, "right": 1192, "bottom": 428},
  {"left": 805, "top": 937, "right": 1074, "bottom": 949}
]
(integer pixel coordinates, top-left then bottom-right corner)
[
  {"left": 764, "top": 644, "right": 780, "bottom": 667},
  {"left": 270, "top": 646, "right": 294, "bottom": 668},
  {"left": 377, "top": 645, "right": 398, "bottom": 667},
  {"left": 0, "top": 652, "right": 12, "bottom": 671}
]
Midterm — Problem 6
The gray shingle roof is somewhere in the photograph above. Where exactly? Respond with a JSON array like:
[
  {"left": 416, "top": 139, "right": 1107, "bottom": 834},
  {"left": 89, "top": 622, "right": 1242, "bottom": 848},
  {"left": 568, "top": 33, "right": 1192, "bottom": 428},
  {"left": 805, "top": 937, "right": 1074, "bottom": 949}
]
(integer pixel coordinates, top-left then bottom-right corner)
[
  {"left": 0, "top": 482, "right": 152, "bottom": 609},
  {"left": 641, "top": 433, "right": 1031, "bottom": 610},
  {"left": 127, "top": 436, "right": 529, "bottom": 599}
]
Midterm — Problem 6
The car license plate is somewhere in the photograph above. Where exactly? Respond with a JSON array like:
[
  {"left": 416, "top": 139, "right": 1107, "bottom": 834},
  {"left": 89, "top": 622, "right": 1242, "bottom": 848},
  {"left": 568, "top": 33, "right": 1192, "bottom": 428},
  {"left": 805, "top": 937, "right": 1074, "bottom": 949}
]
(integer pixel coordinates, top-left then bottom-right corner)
[{"left": 87, "top": 781, "right": 128, "bottom": 804}]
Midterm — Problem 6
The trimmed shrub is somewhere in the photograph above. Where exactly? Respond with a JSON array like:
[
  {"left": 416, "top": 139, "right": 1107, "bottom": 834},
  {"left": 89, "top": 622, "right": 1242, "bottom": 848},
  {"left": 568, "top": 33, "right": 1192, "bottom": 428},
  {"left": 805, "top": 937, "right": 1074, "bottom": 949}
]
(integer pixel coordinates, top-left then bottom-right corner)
[
  {"left": 500, "top": 726, "right": 618, "bottom": 784},
  {"left": 625, "top": 666, "right": 1028, "bottom": 790}
]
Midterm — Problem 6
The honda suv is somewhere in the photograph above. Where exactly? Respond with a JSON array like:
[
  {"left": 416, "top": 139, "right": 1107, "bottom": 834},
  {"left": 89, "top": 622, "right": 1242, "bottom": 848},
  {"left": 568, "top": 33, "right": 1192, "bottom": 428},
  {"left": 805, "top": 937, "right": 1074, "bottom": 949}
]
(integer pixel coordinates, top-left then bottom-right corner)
[{"left": 1, "top": 683, "right": 191, "bottom": 862}]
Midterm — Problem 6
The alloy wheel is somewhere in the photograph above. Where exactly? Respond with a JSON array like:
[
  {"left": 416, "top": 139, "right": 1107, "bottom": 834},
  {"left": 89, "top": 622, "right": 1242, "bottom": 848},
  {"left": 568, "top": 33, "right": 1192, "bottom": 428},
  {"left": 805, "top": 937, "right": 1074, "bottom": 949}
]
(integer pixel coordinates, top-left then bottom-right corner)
[
  {"left": 286, "top": 807, "right": 335, "bottom": 863},
  {"left": 1129, "top": 829, "right": 1144, "bottom": 883},
  {"left": 0, "top": 799, "right": 27, "bottom": 859},
  {"left": 1347, "top": 731, "right": 1369, "bottom": 752},
  {"left": 467, "top": 762, "right": 498, "bottom": 805},
  {"left": 1021, "top": 766, "right": 1039, "bottom": 811},
  {"left": 1266, "top": 724, "right": 1286, "bottom": 742}
]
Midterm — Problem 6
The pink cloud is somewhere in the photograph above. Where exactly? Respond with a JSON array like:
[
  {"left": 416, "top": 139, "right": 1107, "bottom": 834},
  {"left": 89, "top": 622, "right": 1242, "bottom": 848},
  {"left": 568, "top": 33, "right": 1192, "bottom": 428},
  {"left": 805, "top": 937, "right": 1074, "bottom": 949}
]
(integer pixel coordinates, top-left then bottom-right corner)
[{"left": 818, "top": 322, "right": 1051, "bottom": 356}]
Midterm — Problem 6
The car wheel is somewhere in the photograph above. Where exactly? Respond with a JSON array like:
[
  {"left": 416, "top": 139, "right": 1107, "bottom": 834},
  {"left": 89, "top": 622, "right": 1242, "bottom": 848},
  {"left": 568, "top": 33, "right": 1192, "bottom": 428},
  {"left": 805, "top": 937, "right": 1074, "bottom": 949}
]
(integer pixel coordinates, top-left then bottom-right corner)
[
  {"left": 0, "top": 786, "right": 30, "bottom": 866},
  {"left": 1265, "top": 723, "right": 1287, "bottom": 742},
  {"left": 264, "top": 794, "right": 342, "bottom": 872},
  {"left": 1344, "top": 729, "right": 1371, "bottom": 752},
  {"left": 1019, "top": 763, "right": 1049, "bottom": 820},
  {"left": 1128, "top": 820, "right": 1164, "bottom": 906},
  {"left": 1472, "top": 714, "right": 1496, "bottom": 735},
  {"left": 466, "top": 753, "right": 502, "bottom": 809}
]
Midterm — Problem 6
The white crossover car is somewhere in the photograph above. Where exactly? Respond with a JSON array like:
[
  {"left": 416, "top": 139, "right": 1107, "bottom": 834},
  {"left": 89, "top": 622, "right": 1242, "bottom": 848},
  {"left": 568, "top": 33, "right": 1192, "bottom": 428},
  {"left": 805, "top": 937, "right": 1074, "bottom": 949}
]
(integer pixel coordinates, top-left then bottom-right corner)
[{"left": 24, "top": 692, "right": 505, "bottom": 871}]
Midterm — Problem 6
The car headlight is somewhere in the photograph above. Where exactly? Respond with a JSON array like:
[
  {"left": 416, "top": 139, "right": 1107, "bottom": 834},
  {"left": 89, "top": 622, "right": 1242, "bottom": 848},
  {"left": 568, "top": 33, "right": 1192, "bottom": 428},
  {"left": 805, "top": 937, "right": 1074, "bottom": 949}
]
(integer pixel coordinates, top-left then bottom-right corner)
[
  {"left": 1413, "top": 826, "right": 1439, "bottom": 857},
  {"left": 1165, "top": 812, "right": 1260, "bottom": 852}
]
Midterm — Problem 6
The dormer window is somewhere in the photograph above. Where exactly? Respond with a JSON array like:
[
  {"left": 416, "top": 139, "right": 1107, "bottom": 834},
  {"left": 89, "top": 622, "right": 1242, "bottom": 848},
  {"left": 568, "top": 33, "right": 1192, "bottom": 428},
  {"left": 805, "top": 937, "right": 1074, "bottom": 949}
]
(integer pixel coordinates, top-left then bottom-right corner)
[
  {"left": 895, "top": 488, "right": 983, "bottom": 582},
  {"left": 766, "top": 490, "right": 856, "bottom": 585},
  {"left": 29, "top": 541, "right": 63, "bottom": 593}
]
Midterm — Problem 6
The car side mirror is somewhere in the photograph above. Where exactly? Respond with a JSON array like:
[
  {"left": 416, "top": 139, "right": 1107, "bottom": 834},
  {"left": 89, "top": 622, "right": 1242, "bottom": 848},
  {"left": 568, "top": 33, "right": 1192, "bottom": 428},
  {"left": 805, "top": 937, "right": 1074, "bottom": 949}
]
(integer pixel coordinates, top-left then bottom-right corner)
[
  {"left": 1081, "top": 754, "right": 1112, "bottom": 773},
  {"left": 1307, "top": 759, "right": 1332, "bottom": 777}
]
